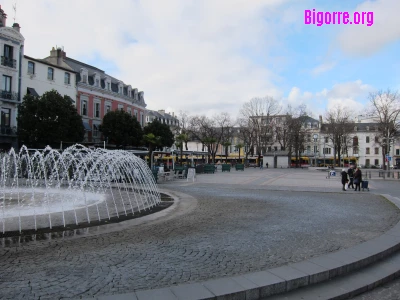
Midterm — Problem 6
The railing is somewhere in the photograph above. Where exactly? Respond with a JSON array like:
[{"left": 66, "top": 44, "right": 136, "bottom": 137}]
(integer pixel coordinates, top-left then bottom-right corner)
[
  {"left": 0, "top": 126, "right": 17, "bottom": 136},
  {"left": 0, "top": 89, "right": 19, "bottom": 101},
  {"left": 1, "top": 56, "right": 16, "bottom": 68}
]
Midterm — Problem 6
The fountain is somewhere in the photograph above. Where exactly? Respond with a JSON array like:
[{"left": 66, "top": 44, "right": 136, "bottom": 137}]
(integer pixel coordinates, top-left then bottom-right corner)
[{"left": 0, "top": 145, "right": 160, "bottom": 235}]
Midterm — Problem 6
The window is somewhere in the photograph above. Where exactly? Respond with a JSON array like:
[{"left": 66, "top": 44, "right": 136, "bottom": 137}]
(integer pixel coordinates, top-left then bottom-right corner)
[
  {"left": 353, "top": 147, "right": 358, "bottom": 155},
  {"left": 366, "top": 136, "right": 370, "bottom": 143},
  {"left": 118, "top": 104, "right": 124, "bottom": 111},
  {"left": 4, "top": 45, "right": 13, "bottom": 59},
  {"left": 28, "top": 61, "right": 35, "bottom": 75},
  {"left": 353, "top": 136, "right": 358, "bottom": 146},
  {"left": 375, "top": 136, "right": 379, "bottom": 143},
  {"left": 324, "top": 137, "right": 329, "bottom": 143},
  {"left": 365, "top": 159, "right": 370, "bottom": 167},
  {"left": 127, "top": 107, "right": 132, "bottom": 115},
  {"left": 94, "top": 102, "right": 100, "bottom": 118},
  {"left": 374, "top": 159, "right": 379, "bottom": 166},
  {"left": 81, "top": 100, "right": 87, "bottom": 116},
  {"left": 119, "top": 87, "right": 122, "bottom": 94},
  {"left": 323, "top": 148, "right": 331, "bottom": 154},
  {"left": 93, "top": 124, "right": 98, "bottom": 137},
  {"left": 107, "top": 82, "right": 110, "bottom": 90},
  {"left": 134, "top": 110, "right": 138, "bottom": 119},
  {"left": 366, "top": 148, "right": 370, "bottom": 154},
  {"left": 82, "top": 75, "right": 87, "bottom": 84},
  {"left": 1, "top": 108, "right": 11, "bottom": 126},
  {"left": 2, "top": 75, "right": 11, "bottom": 92},
  {"left": 374, "top": 148, "right": 379, "bottom": 155},
  {"left": 64, "top": 72, "right": 70, "bottom": 84},
  {"left": 141, "top": 112, "right": 144, "bottom": 126},
  {"left": 105, "top": 103, "right": 111, "bottom": 114},
  {"left": 396, "top": 149, "right": 400, "bottom": 155},
  {"left": 47, "top": 67, "right": 54, "bottom": 80}
]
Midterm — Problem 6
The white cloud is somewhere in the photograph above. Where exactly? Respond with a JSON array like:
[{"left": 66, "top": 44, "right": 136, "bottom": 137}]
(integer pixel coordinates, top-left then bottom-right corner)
[
  {"left": 311, "top": 62, "right": 336, "bottom": 75},
  {"left": 2, "top": 0, "right": 297, "bottom": 118},
  {"left": 336, "top": 0, "right": 400, "bottom": 56},
  {"left": 284, "top": 80, "right": 374, "bottom": 118}
]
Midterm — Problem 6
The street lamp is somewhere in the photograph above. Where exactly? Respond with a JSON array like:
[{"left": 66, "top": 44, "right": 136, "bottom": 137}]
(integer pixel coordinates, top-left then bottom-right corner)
[{"left": 313, "top": 134, "right": 318, "bottom": 167}]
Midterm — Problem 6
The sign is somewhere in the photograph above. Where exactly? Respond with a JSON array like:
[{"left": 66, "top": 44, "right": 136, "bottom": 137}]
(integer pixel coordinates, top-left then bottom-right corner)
[
  {"left": 187, "top": 168, "right": 196, "bottom": 182},
  {"left": 388, "top": 156, "right": 392, "bottom": 161}
]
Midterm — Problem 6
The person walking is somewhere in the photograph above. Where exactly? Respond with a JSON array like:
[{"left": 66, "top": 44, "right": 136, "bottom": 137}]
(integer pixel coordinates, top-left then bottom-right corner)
[
  {"left": 266, "top": 162, "right": 269, "bottom": 168},
  {"left": 340, "top": 168, "right": 348, "bottom": 191},
  {"left": 259, "top": 158, "right": 263, "bottom": 169},
  {"left": 347, "top": 165, "right": 355, "bottom": 189},
  {"left": 354, "top": 167, "right": 362, "bottom": 191}
]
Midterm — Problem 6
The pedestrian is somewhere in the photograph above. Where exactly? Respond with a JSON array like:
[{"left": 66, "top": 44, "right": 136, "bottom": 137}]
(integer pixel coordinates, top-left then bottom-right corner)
[
  {"left": 266, "top": 162, "right": 269, "bottom": 168},
  {"left": 347, "top": 165, "right": 355, "bottom": 189},
  {"left": 354, "top": 167, "right": 362, "bottom": 191},
  {"left": 259, "top": 158, "right": 263, "bottom": 169},
  {"left": 340, "top": 168, "right": 348, "bottom": 191}
]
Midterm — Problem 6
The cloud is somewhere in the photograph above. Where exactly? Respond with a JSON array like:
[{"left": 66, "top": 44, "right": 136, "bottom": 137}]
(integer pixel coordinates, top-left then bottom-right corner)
[
  {"left": 336, "top": 0, "right": 400, "bottom": 56},
  {"left": 2, "top": 0, "right": 298, "bottom": 118},
  {"left": 284, "top": 80, "right": 374, "bottom": 117},
  {"left": 311, "top": 62, "right": 336, "bottom": 75}
]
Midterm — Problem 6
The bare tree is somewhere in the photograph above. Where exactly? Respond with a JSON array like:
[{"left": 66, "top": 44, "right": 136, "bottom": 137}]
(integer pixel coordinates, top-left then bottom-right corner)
[
  {"left": 176, "top": 110, "right": 191, "bottom": 150},
  {"left": 236, "top": 117, "right": 256, "bottom": 160},
  {"left": 189, "top": 113, "right": 233, "bottom": 163},
  {"left": 283, "top": 105, "right": 310, "bottom": 168},
  {"left": 324, "top": 106, "right": 355, "bottom": 167},
  {"left": 367, "top": 89, "right": 400, "bottom": 170},
  {"left": 239, "top": 96, "right": 281, "bottom": 156}
]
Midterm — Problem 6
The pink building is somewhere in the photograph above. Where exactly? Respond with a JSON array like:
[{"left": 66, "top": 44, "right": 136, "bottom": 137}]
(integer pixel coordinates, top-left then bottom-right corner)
[{"left": 41, "top": 48, "right": 147, "bottom": 146}]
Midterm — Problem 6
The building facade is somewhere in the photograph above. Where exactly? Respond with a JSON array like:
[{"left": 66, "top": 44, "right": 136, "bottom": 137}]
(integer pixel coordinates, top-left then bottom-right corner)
[
  {"left": 38, "top": 48, "right": 147, "bottom": 146},
  {"left": 0, "top": 7, "right": 24, "bottom": 150},
  {"left": 21, "top": 51, "right": 77, "bottom": 103}
]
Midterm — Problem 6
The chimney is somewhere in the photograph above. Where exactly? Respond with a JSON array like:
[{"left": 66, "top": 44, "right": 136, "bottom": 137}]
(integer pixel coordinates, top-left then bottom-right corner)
[
  {"left": 0, "top": 5, "right": 7, "bottom": 27},
  {"left": 12, "top": 23, "right": 20, "bottom": 32},
  {"left": 319, "top": 115, "right": 323, "bottom": 124},
  {"left": 172, "top": 112, "right": 174, "bottom": 117}
]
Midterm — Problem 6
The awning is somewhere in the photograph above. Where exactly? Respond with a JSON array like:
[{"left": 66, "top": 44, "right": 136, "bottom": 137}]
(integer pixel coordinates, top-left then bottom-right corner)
[
  {"left": 83, "top": 122, "right": 91, "bottom": 131},
  {"left": 27, "top": 87, "right": 39, "bottom": 97}
]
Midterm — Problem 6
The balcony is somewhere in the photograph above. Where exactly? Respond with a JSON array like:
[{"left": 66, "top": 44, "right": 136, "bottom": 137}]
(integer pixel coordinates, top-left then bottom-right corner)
[
  {"left": 1, "top": 56, "right": 17, "bottom": 68},
  {"left": 0, "top": 90, "right": 19, "bottom": 101},
  {"left": 0, "top": 126, "right": 17, "bottom": 136}
]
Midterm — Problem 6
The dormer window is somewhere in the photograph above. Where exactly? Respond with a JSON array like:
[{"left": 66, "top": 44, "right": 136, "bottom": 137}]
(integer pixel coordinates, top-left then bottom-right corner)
[{"left": 80, "top": 68, "right": 88, "bottom": 84}]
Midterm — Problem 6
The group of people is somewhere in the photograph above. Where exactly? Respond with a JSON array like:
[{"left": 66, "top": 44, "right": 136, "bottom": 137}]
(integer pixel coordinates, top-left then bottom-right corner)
[{"left": 341, "top": 165, "right": 363, "bottom": 191}]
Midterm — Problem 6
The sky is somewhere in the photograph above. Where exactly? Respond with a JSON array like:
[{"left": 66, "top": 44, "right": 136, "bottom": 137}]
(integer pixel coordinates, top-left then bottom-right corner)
[{"left": 3, "top": 0, "right": 400, "bottom": 120}]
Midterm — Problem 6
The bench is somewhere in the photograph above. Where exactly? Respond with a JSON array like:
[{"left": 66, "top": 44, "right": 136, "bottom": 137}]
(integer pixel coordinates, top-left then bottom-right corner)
[
  {"left": 174, "top": 166, "right": 187, "bottom": 179},
  {"left": 235, "top": 164, "right": 245, "bottom": 171},
  {"left": 221, "top": 164, "right": 231, "bottom": 172},
  {"left": 204, "top": 164, "right": 215, "bottom": 174}
]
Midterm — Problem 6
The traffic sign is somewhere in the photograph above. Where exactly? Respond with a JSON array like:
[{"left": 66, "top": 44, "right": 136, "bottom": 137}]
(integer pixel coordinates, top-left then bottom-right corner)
[{"left": 388, "top": 156, "right": 392, "bottom": 161}]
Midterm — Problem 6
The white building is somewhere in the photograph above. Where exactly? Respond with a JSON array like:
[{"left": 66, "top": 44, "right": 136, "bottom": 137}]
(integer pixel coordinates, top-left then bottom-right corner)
[
  {"left": 21, "top": 50, "right": 77, "bottom": 104},
  {"left": 0, "top": 6, "right": 24, "bottom": 150}
]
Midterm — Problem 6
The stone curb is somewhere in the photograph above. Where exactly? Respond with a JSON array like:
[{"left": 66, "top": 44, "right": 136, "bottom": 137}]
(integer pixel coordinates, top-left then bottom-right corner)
[{"left": 87, "top": 193, "right": 400, "bottom": 300}]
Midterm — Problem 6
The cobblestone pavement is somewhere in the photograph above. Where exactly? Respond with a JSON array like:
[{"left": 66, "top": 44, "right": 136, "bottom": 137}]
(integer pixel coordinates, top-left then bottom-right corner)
[{"left": 0, "top": 169, "right": 399, "bottom": 299}]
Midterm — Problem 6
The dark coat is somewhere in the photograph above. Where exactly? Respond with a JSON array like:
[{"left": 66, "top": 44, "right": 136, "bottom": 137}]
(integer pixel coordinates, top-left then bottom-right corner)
[
  {"left": 354, "top": 169, "right": 362, "bottom": 183},
  {"left": 341, "top": 171, "right": 348, "bottom": 184}
]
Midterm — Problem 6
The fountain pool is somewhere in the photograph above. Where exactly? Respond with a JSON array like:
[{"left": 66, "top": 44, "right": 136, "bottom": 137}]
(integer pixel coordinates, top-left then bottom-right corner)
[{"left": 0, "top": 145, "right": 160, "bottom": 234}]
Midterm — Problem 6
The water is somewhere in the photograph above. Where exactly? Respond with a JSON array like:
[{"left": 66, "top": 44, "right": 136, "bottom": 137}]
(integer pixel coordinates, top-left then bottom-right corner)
[{"left": 0, "top": 145, "right": 160, "bottom": 234}]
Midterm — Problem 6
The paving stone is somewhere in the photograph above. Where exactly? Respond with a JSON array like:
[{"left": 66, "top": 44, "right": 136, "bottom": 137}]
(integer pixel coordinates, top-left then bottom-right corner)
[
  {"left": 170, "top": 283, "right": 216, "bottom": 300},
  {"left": 135, "top": 287, "right": 177, "bottom": 300}
]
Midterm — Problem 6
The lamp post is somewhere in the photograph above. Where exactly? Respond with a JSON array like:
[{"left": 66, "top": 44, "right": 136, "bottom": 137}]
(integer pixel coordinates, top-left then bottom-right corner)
[{"left": 313, "top": 134, "right": 318, "bottom": 167}]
